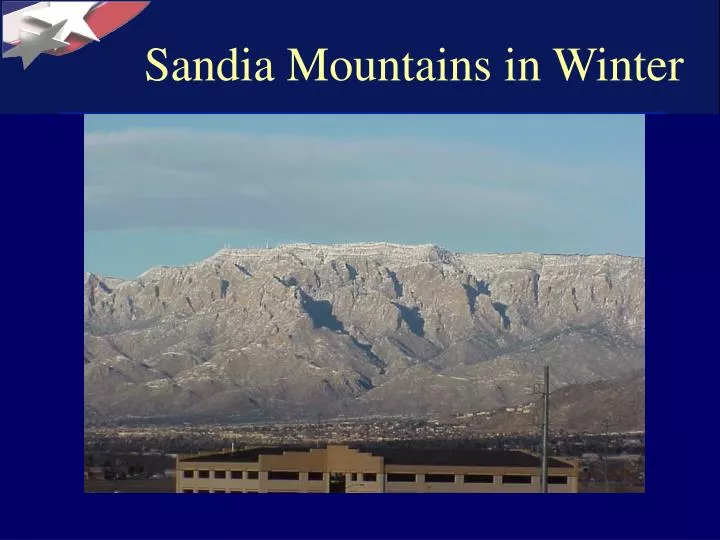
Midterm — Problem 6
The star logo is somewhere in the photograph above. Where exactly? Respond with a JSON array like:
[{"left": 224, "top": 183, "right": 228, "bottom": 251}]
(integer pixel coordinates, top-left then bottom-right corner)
[
  {"left": 2, "top": 1, "right": 150, "bottom": 70},
  {"left": 29, "top": 2, "right": 99, "bottom": 42},
  {"left": 2, "top": 19, "right": 67, "bottom": 69}
]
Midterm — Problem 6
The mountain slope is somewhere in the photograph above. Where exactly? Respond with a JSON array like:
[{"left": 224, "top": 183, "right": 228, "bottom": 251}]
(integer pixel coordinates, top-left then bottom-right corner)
[
  {"left": 454, "top": 369, "right": 646, "bottom": 434},
  {"left": 84, "top": 243, "right": 644, "bottom": 424}
]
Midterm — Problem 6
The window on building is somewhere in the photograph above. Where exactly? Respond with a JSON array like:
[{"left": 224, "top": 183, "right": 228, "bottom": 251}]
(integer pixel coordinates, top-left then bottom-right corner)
[
  {"left": 351, "top": 473, "right": 358, "bottom": 481},
  {"left": 425, "top": 473, "right": 455, "bottom": 483},
  {"left": 197, "top": 489, "right": 210, "bottom": 493},
  {"left": 231, "top": 471, "right": 243, "bottom": 479},
  {"left": 182, "top": 489, "right": 193, "bottom": 493},
  {"left": 229, "top": 490, "right": 243, "bottom": 493},
  {"left": 268, "top": 471, "right": 300, "bottom": 481},
  {"left": 502, "top": 475, "right": 532, "bottom": 484},
  {"left": 548, "top": 476, "right": 568, "bottom": 484},
  {"left": 214, "top": 470, "right": 226, "bottom": 479},
  {"left": 363, "top": 473, "right": 377, "bottom": 482},
  {"left": 308, "top": 472, "right": 323, "bottom": 481},
  {"left": 198, "top": 470, "right": 210, "bottom": 479},
  {"left": 247, "top": 471, "right": 259, "bottom": 480},
  {"left": 183, "top": 470, "right": 194, "bottom": 478},
  {"left": 464, "top": 474, "right": 493, "bottom": 484},
  {"left": 387, "top": 473, "right": 416, "bottom": 482}
]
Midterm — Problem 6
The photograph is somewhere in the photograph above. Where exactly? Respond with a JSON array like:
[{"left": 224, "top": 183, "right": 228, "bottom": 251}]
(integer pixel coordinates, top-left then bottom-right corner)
[{"left": 84, "top": 114, "right": 645, "bottom": 494}]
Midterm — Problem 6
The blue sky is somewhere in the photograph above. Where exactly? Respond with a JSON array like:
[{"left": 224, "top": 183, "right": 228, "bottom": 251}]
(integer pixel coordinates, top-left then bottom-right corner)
[{"left": 84, "top": 114, "right": 644, "bottom": 278}]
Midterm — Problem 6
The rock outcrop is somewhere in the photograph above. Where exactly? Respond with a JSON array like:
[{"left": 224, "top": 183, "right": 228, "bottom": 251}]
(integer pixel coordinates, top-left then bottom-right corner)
[{"left": 84, "top": 243, "right": 645, "bottom": 424}]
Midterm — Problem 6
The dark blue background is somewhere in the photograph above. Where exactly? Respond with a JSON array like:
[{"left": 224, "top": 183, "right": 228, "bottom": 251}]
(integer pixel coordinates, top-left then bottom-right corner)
[
  {"left": 0, "top": 0, "right": 718, "bottom": 113},
  {"left": 0, "top": 116, "right": 718, "bottom": 540}
]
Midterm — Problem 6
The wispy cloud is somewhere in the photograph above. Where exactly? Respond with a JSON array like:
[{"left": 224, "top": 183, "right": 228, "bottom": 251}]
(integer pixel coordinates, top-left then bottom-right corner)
[{"left": 84, "top": 126, "right": 643, "bottom": 255}]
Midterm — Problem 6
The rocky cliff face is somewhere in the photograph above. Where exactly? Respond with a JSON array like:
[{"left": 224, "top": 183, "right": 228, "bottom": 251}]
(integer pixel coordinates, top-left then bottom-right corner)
[{"left": 84, "top": 243, "right": 644, "bottom": 424}]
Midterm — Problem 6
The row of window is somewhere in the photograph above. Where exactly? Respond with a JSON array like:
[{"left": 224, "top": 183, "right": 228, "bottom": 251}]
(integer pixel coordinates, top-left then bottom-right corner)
[
  {"left": 386, "top": 473, "right": 492, "bottom": 483},
  {"left": 183, "top": 490, "right": 258, "bottom": 493},
  {"left": 183, "top": 470, "right": 259, "bottom": 480},
  {"left": 268, "top": 471, "right": 324, "bottom": 481},
  {"left": 261, "top": 472, "right": 378, "bottom": 481},
  {"left": 386, "top": 474, "right": 568, "bottom": 485},
  {"left": 181, "top": 469, "right": 567, "bottom": 485},
  {"left": 350, "top": 473, "right": 377, "bottom": 482},
  {"left": 182, "top": 470, "right": 327, "bottom": 481},
  {"left": 181, "top": 471, "right": 377, "bottom": 482}
]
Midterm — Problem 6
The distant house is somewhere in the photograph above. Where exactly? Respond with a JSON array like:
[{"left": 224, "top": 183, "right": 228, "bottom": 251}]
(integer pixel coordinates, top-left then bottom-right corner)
[{"left": 606, "top": 454, "right": 643, "bottom": 462}]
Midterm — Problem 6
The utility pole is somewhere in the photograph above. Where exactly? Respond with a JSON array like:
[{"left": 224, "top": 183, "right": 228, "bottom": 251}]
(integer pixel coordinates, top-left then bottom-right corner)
[
  {"left": 530, "top": 366, "right": 551, "bottom": 493},
  {"left": 601, "top": 419, "right": 611, "bottom": 493},
  {"left": 540, "top": 365, "right": 550, "bottom": 494}
]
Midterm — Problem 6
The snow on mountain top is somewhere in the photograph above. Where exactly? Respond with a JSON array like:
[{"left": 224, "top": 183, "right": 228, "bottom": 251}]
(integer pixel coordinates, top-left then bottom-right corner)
[
  {"left": 104, "top": 242, "right": 643, "bottom": 283},
  {"left": 209, "top": 242, "right": 642, "bottom": 273},
  {"left": 210, "top": 242, "right": 448, "bottom": 265},
  {"left": 211, "top": 242, "right": 641, "bottom": 261}
]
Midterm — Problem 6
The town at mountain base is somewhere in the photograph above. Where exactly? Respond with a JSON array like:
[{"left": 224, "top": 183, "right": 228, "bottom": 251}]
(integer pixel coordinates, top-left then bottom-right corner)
[{"left": 84, "top": 243, "right": 644, "bottom": 429}]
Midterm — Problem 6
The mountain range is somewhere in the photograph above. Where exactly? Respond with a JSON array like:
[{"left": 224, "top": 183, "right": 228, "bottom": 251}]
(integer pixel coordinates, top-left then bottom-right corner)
[{"left": 84, "top": 243, "right": 645, "bottom": 429}]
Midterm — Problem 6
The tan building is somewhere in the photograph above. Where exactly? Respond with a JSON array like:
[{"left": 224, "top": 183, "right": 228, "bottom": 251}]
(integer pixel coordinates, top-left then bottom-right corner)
[{"left": 176, "top": 445, "right": 578, "bottom": 493}]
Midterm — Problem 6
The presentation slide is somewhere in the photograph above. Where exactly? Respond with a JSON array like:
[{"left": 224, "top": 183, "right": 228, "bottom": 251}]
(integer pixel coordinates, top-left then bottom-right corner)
[{"left": 1, "top": 1, "right": 718, "bottom": 539}]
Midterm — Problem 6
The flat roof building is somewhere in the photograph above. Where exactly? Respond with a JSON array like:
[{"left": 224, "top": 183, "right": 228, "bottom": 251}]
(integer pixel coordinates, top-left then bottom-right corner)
[{"left": 176, "top": 445, "right": 578, "bottom": 493}]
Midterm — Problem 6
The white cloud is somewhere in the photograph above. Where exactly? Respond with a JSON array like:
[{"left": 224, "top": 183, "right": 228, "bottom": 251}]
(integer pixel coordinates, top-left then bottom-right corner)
[{"left": 83, "top": 127, "right": 643, "bottom": 254}]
